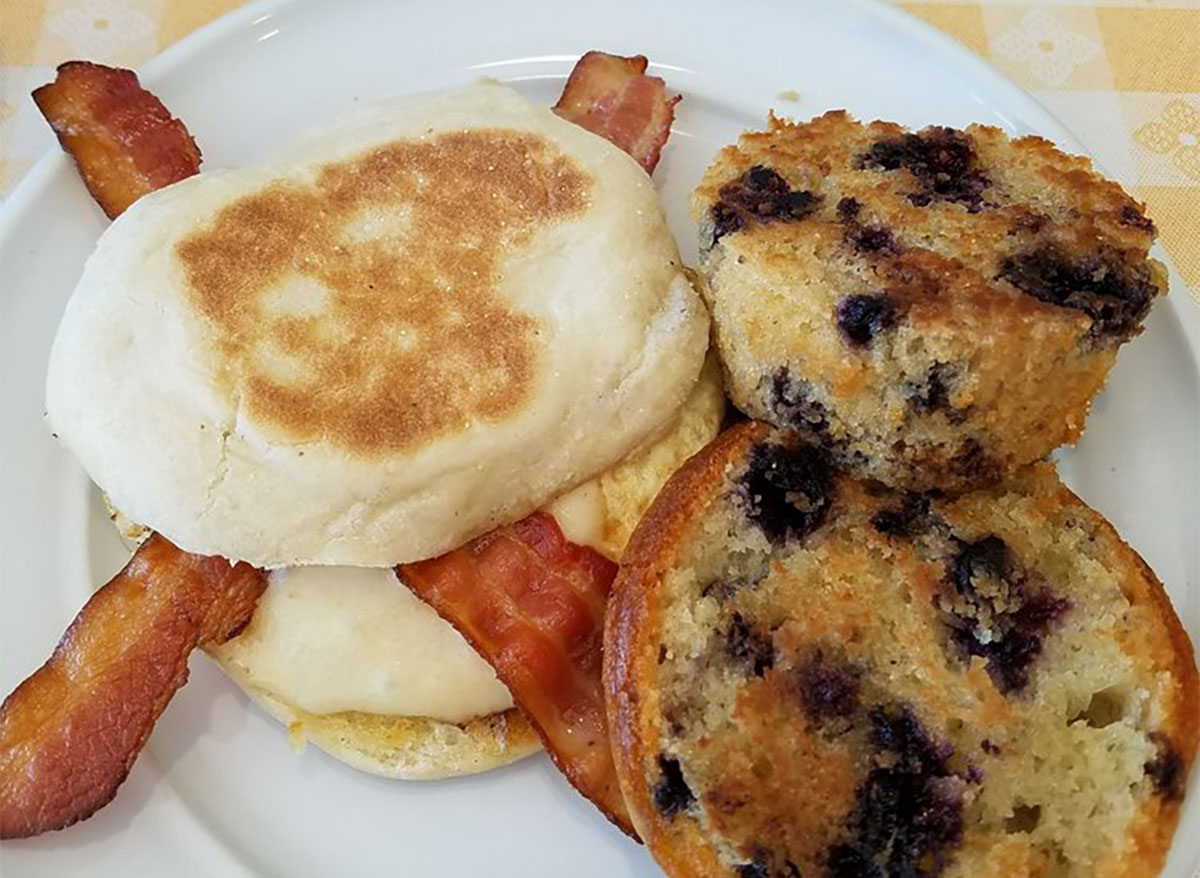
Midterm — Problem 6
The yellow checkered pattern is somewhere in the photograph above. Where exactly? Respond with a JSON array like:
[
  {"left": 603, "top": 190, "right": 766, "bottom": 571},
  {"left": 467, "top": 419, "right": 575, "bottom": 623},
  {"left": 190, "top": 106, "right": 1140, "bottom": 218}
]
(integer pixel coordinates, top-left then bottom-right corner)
[{"left": 1, "top": 0, "right": 1198, "bottom": 295}]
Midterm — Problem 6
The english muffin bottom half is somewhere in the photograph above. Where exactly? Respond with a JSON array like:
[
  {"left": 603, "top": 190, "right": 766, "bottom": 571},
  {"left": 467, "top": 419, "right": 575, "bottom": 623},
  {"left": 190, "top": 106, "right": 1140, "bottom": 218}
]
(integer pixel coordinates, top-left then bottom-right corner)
[
  {"left": 692, "top": 112, "right": 1167, "bottom": 493},
  {"left": 605, "top": 421, "right": 1197, "bottom": 878}
]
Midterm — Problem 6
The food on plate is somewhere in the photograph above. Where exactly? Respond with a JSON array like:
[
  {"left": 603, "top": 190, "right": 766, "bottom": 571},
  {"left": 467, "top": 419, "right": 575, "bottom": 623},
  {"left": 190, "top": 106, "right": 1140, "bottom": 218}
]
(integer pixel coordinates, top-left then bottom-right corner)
[
  {"left": 605, "top": 420, "right": 1198, "bottom": 878},
  {"left": 692, "top": 111, "right": 1167, "bottom": 492},
  {"left": 406, "top": 511, "right": 628, "bottom": 827},
  {"left": 213, "top": 560, "right": 543, "bottom": 780},
  {"left": 1, "top": 535, "right": 266, "bottom": 838},
  {"left": 3, "top": 55, "right": 712, "bottom": 837},
  {"left": 32, "top": 61, "right": 201, "bottom": 219},
  {"left": 6, "top": 44, "right": 1194, "bottom": 876}
]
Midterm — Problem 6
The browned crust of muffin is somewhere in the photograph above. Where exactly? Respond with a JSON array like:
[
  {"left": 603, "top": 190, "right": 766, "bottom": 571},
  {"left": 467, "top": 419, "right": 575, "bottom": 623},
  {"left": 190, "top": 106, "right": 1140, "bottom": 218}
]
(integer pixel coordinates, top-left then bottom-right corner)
[
  {"left": 286, "top": 705, "right": 543, "bottom": 778},
  {"left": 604, "top": 422, "right": 1198, "bottom": 878},
  {"left": 692, "top": 110, "right": 1166, "bottom": 345},
  {"left": 605, "top": 421, "right": 767, "bottom": 877}
]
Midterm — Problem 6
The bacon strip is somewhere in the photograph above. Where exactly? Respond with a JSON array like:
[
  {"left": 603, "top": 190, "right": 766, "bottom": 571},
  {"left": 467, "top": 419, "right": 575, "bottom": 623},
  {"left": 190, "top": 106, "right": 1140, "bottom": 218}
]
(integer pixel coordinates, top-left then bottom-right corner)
[
  {"left": 399, "top": 513, "right": 633, "bottom": 836},
  {"left": 554, "top": 51, "right": 680, "bottom": 174},
  {"left": 33, "top": 61, "right": 201, "bottom": 219},
  {"left": 0, "top": 535, "right": 266, "bottom": 838},
  {"left": 4, "top": 63, "right": 228, "bottom": 840}
]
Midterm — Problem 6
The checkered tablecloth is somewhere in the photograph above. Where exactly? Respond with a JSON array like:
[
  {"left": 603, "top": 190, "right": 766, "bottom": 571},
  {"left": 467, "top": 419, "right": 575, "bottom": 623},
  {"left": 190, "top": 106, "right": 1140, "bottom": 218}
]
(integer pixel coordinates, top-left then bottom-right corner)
[{"left": 1, "top": 0, "right": 1197, "bottom": 297}]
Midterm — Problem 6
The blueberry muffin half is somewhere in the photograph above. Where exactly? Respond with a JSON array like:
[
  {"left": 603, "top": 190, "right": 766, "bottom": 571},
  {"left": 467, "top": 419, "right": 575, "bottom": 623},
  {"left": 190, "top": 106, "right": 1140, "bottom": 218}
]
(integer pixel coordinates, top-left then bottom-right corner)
[
  {"left": 692, "top": 112, "right": 1168, "bottom": 492},
  {"left": 605, "top": 421, "right": 1197, "bottom": 878}
]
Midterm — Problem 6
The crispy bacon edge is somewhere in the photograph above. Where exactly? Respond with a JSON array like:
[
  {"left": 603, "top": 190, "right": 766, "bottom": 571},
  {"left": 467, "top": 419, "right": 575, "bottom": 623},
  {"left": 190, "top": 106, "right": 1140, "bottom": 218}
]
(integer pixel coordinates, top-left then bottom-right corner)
[
  {"left": 553, "top": 51, "right": 680, "bottom": 175},
  {"left": 0, "top": 535, "right": 266, "bottom": 838},
  {"left": 399, "top": 512, "right": 636, "bottom": 837},
  {"left": 32, "top": 61, "right": 201, "bottom": 219}
]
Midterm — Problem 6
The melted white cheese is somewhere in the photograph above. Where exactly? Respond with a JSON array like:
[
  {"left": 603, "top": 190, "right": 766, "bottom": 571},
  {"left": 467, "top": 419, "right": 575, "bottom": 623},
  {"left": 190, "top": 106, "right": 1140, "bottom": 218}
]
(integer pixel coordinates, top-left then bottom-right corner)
[
  {"left": 215, "top": 565, "right": 514, "bottom": 723},
  {"left": 545, "top": 479, "right": 611, "bottom": 559}
]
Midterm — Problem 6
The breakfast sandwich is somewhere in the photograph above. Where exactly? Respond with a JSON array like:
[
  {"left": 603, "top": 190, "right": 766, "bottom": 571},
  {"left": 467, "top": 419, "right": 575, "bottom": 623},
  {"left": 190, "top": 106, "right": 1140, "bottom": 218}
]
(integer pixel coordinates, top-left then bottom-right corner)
[{"left": 1, "top": 55, "right": 714, "bottom": 838}]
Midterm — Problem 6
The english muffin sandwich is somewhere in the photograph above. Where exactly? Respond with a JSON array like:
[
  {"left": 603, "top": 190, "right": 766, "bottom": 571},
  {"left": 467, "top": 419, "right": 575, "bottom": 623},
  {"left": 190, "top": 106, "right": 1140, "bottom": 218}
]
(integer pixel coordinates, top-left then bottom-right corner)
[
  {"left": 46, "top": 77, "right": 714, "bottom": 771},
  {"left": 2, "top": 66, "right": 714, "bottom": 837}
]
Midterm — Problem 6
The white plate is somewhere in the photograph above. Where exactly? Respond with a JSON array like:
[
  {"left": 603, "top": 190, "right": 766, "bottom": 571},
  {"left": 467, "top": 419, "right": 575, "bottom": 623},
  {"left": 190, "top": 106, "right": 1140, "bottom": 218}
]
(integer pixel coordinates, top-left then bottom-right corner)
[{"left": 2, "top": 0, "right": 1197, "bottom": 875}]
